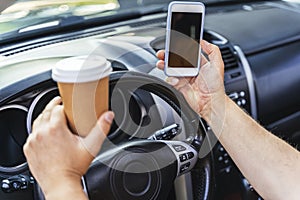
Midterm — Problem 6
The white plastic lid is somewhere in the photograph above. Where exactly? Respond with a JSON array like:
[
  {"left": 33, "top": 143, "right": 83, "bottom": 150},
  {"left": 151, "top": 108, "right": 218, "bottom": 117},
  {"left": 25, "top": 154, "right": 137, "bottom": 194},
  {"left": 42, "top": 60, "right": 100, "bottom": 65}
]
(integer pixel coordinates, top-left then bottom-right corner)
[{"left": 52, "top": 55, "right": 112, "bottom": 83}]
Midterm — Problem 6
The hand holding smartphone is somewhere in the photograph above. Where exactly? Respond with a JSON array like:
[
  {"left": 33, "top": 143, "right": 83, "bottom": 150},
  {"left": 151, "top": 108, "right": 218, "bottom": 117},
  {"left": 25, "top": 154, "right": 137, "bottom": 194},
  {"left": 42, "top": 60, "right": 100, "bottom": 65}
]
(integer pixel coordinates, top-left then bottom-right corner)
[{"left": 164, "top": 1, "right": 205, "bottom": 77}]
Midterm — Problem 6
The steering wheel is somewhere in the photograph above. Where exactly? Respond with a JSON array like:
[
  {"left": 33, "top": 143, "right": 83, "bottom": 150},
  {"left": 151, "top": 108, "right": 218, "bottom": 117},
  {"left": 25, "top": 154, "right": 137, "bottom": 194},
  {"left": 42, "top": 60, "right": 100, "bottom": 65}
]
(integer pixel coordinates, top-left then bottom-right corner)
[
  {"left": 84, "top": 71, "right": 214, "bottom": 200},
  {"left": 33, "top": 71, "right": 214, "bottom": 200}
]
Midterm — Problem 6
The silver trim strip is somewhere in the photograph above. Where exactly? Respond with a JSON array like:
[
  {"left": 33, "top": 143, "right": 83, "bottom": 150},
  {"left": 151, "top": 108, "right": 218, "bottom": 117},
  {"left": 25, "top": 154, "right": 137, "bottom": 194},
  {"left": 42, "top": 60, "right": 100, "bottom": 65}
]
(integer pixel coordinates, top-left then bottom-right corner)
[
  {"left": 81, "top": 176, "right": 88, "bottom": 197},
  {"left": 26, "top": 87, "right": 58, "bottom": 134},
  {"left": 206, "top": 30, "right": 228, "bottom": 45},
  {"left": 0, "top": 162, "right": 28, "bottom": 174},
  {"left": 19, "top": 20, "right": 60, "bottom": 33},
  {"left": 0, "top": 104, "right": 28, "bottom": 112},
  {"left": 234, "top": 46, "right": 258, "bottom": 119},
  {"left": 174, "top": 173, "right": 193, "bottom": 200}
]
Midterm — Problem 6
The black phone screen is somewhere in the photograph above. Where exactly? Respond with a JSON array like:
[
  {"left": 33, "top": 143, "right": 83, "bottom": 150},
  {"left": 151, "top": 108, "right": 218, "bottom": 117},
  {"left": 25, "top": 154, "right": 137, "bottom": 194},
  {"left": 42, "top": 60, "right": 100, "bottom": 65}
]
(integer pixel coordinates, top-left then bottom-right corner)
[{"left": 168, "top": 12, "right": 202, "bottom": 68}]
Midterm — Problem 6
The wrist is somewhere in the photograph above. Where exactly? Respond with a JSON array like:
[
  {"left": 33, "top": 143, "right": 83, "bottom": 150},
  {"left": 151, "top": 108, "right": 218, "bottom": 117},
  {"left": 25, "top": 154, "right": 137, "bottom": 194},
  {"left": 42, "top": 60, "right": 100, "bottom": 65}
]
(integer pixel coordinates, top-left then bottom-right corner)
[
  {"left": 200, "top": 91, "right": 228, "bottom": 125},
  {"left": 42, "top": 175, "right": 87, "bottom": 200}
]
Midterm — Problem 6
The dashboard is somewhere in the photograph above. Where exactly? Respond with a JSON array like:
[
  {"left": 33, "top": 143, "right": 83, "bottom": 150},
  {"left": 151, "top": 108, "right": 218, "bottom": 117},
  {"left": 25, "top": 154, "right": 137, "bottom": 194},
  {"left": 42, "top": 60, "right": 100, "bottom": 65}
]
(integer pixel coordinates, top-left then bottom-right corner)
[{"left": 1, "top": 1, "right": 300, "bottom": 199}]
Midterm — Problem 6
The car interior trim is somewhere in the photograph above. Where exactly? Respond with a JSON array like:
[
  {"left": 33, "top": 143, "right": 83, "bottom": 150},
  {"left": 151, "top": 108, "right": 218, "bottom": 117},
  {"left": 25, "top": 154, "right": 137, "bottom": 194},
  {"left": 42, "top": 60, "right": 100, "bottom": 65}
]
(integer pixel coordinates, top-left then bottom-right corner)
[
  {"left": 234, "top": 45, "right": 258, "bottom": 119},
  {"left": 150, "top": 94, "right": 194, "bottom": 200},
  {"left": 0, "top": 163, "right": 28, "bottom": 174},
  {"left": 0, "top": 104, "right": 28, "bottom": 173},
  {"left": 174, "top": 173, "right": 193, "bottom": 200},
  {"left": 19, "top": 21, "right": 60, "bottom": 33},
  {"left": 266, "top": 2, "right": 300, "bottom": 14},
  {"left": 205, "top": 30, "right": 228, "bottom": 45},
  {"left": 163, "top": 141, "right": 198, "bottom": 177},
  {"left": 0, "top": 104, "right": 28, "bottom": 112},
  {"left": 81, "top": 176, "right": 88, "bottom": 197},
  {"left": 26, "top": 87, "right": 58, "bottom": 134}
]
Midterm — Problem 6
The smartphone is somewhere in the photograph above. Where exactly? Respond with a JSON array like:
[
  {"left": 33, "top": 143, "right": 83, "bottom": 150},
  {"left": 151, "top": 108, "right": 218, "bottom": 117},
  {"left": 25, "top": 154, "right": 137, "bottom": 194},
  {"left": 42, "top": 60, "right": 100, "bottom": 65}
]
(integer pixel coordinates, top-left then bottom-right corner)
[{"left": 164, "top": 1, "right": 205, "bottom": 77}]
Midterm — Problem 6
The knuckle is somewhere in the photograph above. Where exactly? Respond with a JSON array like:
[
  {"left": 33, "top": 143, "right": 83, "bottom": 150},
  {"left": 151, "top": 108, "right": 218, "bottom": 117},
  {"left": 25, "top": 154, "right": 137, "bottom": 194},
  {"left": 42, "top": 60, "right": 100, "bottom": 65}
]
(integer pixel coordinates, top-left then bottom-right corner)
[
  {"left": 53, "top": 106, "right": 65, "bottom": 119},
  {"left": 32, "top": 121, "right": 37, "bottom": 129},
  {"left": 35, "top": 132, "right": 43, "bottom": 141},
  {"left": 32, "top": 116, "right": 41, "bottom": 128},
  {"left": 23, "top": 142, "right": 29, "bottom": 155},
  {"left": 48, "top": 123, "right": 58, "bottom": 134},
  {"left": 23, "top": 134, "right": 34, "bottom": 154}
]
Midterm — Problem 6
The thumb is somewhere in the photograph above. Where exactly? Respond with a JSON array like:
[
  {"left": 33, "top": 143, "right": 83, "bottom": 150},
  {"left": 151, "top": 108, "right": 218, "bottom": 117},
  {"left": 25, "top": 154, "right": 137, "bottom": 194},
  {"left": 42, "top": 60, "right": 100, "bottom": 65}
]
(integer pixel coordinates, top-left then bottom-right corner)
[{"left": 81, "top": 111, "right": 114, "bottom": 157}]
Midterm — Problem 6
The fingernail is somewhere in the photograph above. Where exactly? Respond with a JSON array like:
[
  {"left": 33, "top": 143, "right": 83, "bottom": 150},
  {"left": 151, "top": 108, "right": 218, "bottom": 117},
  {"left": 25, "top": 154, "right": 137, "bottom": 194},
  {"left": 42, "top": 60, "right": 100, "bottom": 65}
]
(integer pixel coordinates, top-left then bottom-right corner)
[
  {"left": 156, "top": 60, "right": 162, "bottom": 68},
  {"left": 53, "top": 96, "right": 61, "bottom": 101},
  {"left": 104, "top": 112, "right": 114, "bottom": 124},
  {"left": 53, "top": 96, "right": 62, "bottom": 104},
  {"left": 166, "top": 77, "right": 179, "bottom": 86}
]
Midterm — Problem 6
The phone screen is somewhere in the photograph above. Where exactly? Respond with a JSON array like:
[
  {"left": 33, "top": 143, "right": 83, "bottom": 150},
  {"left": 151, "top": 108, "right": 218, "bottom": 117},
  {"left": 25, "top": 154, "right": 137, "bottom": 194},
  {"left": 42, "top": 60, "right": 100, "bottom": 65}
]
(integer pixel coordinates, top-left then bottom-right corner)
[{"left": 168, "top": 12, "right": 202, "bottom": 68}]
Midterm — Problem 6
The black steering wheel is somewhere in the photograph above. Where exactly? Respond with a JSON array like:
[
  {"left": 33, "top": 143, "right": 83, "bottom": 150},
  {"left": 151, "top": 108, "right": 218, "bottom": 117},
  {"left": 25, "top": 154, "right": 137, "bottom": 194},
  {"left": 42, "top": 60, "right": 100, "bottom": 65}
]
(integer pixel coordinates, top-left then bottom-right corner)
[
  {"left": 83, "top": 71, "right": 214, "bottom": 200},
  {"left": 32, "top": 71, "right": 214, "bottom": 200}
]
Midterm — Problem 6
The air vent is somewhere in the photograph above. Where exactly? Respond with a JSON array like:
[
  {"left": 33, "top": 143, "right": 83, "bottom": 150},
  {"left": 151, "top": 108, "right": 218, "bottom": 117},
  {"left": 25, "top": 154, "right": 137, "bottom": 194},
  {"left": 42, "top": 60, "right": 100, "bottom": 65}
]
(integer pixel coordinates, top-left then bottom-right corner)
[
  {"left": 220, "top": 46, "right": 239, "bottom": 70},
  {"left": 111, "top": 60, "right": 128, "bottom": 71}
]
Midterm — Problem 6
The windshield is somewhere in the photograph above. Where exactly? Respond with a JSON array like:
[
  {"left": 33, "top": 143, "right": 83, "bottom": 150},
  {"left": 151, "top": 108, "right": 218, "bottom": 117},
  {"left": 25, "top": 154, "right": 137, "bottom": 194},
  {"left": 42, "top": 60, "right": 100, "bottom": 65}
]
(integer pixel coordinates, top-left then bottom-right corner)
[
  {"left": 0, "top": 0, "right": 284, "bottom": 43},
  {"left": 0, "top": 0, "right": 119, "bottom": 35}
]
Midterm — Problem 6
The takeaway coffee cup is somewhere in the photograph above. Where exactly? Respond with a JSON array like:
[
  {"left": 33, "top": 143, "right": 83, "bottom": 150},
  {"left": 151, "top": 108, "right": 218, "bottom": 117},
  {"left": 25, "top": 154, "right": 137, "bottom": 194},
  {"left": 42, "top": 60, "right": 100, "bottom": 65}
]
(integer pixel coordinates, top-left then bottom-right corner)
[{"left": 52, "top": 55, "right": 112, "bottom": 137}]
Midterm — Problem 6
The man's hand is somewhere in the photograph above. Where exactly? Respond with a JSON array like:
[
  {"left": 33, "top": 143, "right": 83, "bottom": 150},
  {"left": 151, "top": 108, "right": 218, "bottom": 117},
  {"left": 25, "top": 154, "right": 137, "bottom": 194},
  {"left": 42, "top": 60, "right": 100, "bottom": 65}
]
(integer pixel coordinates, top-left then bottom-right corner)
[
  {"left": 156, "top": 40, "right": 225, "bottom": 122},
  {"left": 23, "top": 96, "right": 114, "bottom": 199}
]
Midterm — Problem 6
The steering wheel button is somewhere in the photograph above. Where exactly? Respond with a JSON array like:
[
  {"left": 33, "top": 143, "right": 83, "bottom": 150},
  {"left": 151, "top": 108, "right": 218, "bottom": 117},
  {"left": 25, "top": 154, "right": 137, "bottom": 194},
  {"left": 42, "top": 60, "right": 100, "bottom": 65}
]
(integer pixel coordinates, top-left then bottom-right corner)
[
  {"left": 1, "top": 182, "right": 10, "bottom": 189},
  {"left": 20, "top": 181, "right": 28, "bottom": 189},
  {"left": 219, "top": 146, "right": 225, "bottom": 152},
  {"left": 218, "top": 156, "right": 223, "bottom": 162},
  {"left": 240, "top": 91, "right": 245, "bottom": 97},
  {"left": 241, "top": 99, "right": 246, "bottom": 105},
  {"left": 179, "top": 154, "right": 188, "bottom": 162},
  {"left": 12, "top": 181, "right": 21, "bottom": 190},
  {"left": 172, "top": 145, "right": 186, "bottom": 152},
  {"left": 237, "top": 100, "right": 242, "bottom": 106},
  {"left": 180, "top": 162, "right": 191, "bottom": 173},
  {"left": 187, "top": 152, "right": 194, "bottom": 159},
  {"left": 225, "top": 167, "right": 231, "bottom": 173}
]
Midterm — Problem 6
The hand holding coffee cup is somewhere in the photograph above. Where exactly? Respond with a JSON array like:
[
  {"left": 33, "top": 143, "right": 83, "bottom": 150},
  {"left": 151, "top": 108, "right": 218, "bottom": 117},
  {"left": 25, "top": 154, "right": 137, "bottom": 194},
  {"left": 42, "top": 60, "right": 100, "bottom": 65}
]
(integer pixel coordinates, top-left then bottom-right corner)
[{"left": 52, "top": 55, "right": 112, "bottom": 137}]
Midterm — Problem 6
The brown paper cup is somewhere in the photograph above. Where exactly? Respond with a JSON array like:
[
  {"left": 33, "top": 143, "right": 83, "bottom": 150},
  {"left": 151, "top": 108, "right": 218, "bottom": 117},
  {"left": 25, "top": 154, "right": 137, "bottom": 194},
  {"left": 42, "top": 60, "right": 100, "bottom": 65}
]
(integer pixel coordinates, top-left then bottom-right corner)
[
  {"left": 52, "top": 55, "right": 112, "bottom": 137},
  {"left": 58, "top": 77, "right": 109, "bottom": 136}
]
